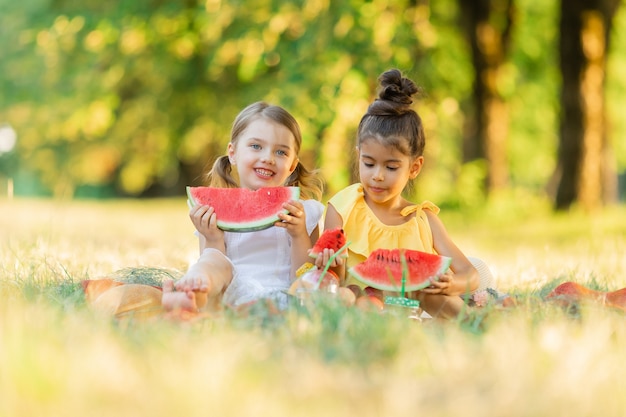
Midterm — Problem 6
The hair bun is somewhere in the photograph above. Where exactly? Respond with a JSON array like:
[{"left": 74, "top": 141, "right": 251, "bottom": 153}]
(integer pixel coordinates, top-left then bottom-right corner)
[{"left": 368, "top": 69, "right": 419, "bottom": 116}]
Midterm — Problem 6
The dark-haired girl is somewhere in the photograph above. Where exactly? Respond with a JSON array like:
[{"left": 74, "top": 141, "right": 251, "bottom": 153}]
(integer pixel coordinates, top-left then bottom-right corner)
[{"left": 319, "top": 69, "right": 480, "bottom": 319}]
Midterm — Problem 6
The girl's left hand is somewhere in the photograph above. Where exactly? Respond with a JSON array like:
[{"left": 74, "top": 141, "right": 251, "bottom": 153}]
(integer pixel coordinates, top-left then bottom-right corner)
[
  {"left": 275, "top": 200, "right": 307, "bottom": 237},
  {"left": 421, "top": 271, "right": 454, "bottom": 295}
]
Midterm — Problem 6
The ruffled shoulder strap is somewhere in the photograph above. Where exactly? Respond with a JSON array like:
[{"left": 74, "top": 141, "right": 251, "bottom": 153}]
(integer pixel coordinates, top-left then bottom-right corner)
[{"left": 400, "top": 200, "right": 440, "bottom": 217}]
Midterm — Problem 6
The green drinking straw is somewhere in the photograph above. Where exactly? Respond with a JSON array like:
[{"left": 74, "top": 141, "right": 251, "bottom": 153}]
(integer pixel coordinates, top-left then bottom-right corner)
[
  {"left": 383, "top": 249, "right": 421, "bottom": 310},
  {"left": 400, "top": 249, "right": 408, "bottom": 298},
  {"left": 381, "top": 250, "right": 408, "bottom": 295},
  {"left": 315, "top": 241, "right": 352, "bottom": 290}
]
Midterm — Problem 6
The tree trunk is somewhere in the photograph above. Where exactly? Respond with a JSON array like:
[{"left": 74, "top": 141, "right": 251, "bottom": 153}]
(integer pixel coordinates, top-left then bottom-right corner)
[
  {"left": 458, "top": 0, "right": 515, "bottom": 192},
  {"left": 555, "top": 0, "right": 621, "bottom": 210}
]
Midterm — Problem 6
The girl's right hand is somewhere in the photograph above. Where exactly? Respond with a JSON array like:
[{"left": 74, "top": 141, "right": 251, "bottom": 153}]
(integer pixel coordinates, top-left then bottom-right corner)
[
  {"left": 311, "top": 248, "right": 346, "bottom": 269},
  {"left": 189, "top": 205, "right": 224, "bottom": 245}
]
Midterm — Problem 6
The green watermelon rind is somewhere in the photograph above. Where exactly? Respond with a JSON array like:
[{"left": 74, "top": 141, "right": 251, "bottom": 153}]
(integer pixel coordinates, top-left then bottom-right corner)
[
  {"left": 186, "top": 186, "right": 300, "bottom": 233},
  {"left": 348, "top": 249, "right": 452, "bottom": 292}
]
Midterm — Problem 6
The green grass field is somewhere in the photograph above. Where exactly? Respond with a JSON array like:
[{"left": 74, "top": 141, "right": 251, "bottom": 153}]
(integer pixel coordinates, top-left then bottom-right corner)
[{"left": 2, "top": 197, "right": 626, "bottom": 417}]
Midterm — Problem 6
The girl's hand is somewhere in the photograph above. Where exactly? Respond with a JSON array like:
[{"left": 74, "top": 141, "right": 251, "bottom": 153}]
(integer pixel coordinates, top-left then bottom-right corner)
[
  {"left": 421, "top": 271, "right": 454, "bottom": 295},
  {"left": 275, "top": 200, "right": 307, "bottom": 238},
  {"left": 189, "top": 204, "right": 224, "bottom": 246},
  {"left": 311, "top": 248, "right": 346, "bottom": 269}
]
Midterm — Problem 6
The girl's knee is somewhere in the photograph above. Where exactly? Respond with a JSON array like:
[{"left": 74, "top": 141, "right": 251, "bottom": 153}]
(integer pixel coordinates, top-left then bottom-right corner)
[{"left": 420, "top": 294, "right": 465, "bottom": 319}]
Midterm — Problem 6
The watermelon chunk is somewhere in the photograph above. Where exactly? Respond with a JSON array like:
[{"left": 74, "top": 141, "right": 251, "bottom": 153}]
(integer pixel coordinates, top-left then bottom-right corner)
[
  {"left": 309, "top": 228, "right": 347, "bottom": 257},
  {"left": 348, "top": 248, "right": 451, "bottom": 292},
  {"left": 186, "top": 186, "right": 300, "bottom": 232}
]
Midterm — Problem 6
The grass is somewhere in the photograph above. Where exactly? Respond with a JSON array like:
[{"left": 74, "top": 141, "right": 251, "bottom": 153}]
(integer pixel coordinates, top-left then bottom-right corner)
[{"left": 1, "top": 197, "right": 626, "bottom": 416}]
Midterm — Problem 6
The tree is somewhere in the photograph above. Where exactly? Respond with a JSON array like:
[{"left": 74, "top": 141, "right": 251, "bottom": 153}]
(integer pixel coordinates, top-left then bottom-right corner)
[
  {"left": 1, "top": 0, "right": 467, "bottom": 198},
  {"left": 555, "top": 0, "right": 622, "bottom": 210},
  {"left": 4, "top": 0, "right": 624, "bottom": 203},
  {"left": 458, "top": 0, "right": 516, "bottom": 193}
]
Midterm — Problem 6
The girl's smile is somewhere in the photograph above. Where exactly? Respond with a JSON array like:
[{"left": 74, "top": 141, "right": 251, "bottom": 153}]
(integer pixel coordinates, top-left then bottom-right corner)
[
  {"left": 254, "top": 168, "right": 275, "bottom": 178},
  {"left": 228, "top": 118, "right": 299, "bottom": 190}
]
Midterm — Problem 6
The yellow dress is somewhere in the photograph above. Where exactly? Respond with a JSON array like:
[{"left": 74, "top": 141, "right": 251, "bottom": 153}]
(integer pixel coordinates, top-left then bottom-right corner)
[{"left": 328, "top": 183, "right": 440, "bottom": 287}]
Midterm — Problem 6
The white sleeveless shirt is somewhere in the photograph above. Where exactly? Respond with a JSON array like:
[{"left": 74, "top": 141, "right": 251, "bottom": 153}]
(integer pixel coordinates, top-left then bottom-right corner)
[{"left": 221, "top": 199, "right": 324, "bottom": 308}]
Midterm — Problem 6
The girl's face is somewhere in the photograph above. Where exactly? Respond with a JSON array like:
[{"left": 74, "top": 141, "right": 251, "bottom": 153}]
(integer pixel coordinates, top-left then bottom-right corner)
[
  {"left": 228, "top": 118, "right": 299, "bottom": 190},
  {"left": 358, "top": 138, "right": 423, "bottom": 205}
]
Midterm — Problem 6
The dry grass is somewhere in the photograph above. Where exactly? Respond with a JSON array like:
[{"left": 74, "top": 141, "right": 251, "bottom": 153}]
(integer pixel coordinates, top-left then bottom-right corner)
[{"left": 1, "top": 197, "right": 626, "bottom": 417}]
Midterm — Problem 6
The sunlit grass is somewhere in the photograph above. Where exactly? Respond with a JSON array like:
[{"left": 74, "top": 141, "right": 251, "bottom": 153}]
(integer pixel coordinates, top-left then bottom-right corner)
[
  {"left": 441, "top": 195, "right": 626, "bottom": 293},
  {"left": 2, "top": 197, "right": 626, "bottom": 416}
]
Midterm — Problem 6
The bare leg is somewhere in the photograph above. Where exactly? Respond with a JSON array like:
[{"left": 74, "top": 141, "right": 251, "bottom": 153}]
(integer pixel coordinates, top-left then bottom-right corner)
[
  {"left": 173, "top": 248, "right": 233, "bottom": 312},
  {"left": 417, "top": 293, "right": 467, "bottom": 320},
  {"left": 355, "top": 287, "right": 384, "bottom": 312}
]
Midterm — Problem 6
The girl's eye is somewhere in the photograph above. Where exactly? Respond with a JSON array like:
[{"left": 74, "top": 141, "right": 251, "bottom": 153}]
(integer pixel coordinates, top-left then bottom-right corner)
[
  {"left": 387, "top": 166, "right": 399, "bottom": 171},
  {"left": 363, "top": 162, "right": 374, "bottom": 168},
  {"left": 251, "top": 144, "right": 261, "bottom": 150},
  {"left": 276, "top": 150, "right": 287, "bottom": 156}
]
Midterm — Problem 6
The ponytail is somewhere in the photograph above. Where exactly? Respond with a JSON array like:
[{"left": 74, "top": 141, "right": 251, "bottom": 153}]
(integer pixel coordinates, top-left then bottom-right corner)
[
  {"left": 285, "top": 161, "right": 324, "bottom": 201},
  {"left": 206, "top": 155, "right": 238, "bottom": 188}
]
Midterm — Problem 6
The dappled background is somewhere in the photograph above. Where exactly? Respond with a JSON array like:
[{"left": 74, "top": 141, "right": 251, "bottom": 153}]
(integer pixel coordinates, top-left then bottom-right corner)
[
  {"left": 1, "top": 0, "right": 625, "bottom": 211},
  {"left": 3, "top": 4, "right": 626, "bottom": 415}
]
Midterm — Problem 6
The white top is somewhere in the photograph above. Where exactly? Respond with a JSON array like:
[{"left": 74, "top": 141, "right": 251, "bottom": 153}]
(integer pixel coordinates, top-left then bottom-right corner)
[{"left": 220, "top": 199, "right": 324, "bottom": 308}]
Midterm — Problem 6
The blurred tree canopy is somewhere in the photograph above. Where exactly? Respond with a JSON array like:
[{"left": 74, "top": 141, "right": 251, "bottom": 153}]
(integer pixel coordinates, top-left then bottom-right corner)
[{"left": 1, "top": 0, "right": 625, "bottom": 209}]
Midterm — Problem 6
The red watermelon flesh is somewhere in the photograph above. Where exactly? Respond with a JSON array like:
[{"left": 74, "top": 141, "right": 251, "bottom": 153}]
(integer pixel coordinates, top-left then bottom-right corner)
[
  {"left": 186, "top": 186, "right": 300, "bottom": 232},
  {"left": 349, "top": 248, "right": 452, "bottom": 292},
  {"left": 309, "top": 228, "right": 347, "bottom": 256},
  {"left": 546, "top": 282, "right": 626, "bottom": 311}
]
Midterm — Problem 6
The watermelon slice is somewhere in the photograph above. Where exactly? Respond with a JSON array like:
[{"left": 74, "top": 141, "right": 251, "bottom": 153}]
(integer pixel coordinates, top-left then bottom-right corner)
[
  {"left": 348, "top": 248, "right": 451, "bottom": 292},
  {"left": 186, "top": 186, "right": 300, "bottom": 232},
  {"left": 309, "top": 228, "right": 347, "bottom": 257}
]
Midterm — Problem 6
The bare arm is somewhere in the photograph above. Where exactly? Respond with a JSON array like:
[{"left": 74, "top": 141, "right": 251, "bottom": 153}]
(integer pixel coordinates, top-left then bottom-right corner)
[
  {"left": 421, "top": 210, "right": 479, "bottom": 296},
  {"left": 315, "top": 203, "right": 347, "bottom": 284},
  {"left": 189, "top": 205, "right": 226, "bottom": 255},
  {"left": 275, "top": 200, "right": 317, "bottom": 280},
  {"left": 324, "top": 202, "right": 344, "bottom": 230},
  {"left": 291, "top": 225, "right": 319, "bottom": 277}
]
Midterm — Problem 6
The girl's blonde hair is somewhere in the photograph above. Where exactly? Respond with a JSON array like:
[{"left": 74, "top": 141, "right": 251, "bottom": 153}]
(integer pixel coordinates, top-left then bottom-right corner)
[{"left": 207, "top": 101, "right": 323, "bottom": 200}]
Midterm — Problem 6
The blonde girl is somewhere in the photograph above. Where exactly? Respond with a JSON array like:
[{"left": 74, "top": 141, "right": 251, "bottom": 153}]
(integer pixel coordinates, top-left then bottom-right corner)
[{"left": 163, "top": 102, "right": 324, "bottom": 312}]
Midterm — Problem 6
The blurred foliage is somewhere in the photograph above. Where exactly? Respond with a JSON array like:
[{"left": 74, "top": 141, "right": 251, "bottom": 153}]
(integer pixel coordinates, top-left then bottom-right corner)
[
  {"left": 608, "top": 1, "right": 626, "bottom": 172},
  {"left": 0, "top": 0, "right": 624, "bottom": 204}
]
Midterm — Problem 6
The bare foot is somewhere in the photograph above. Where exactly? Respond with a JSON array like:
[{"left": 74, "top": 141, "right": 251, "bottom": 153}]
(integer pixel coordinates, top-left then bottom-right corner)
[
  {"left": 162, "top": 279, "right": 198, "bottom": 312},
  {"left": 174, "top": 275, "right": 209, "bottom": 293},
  {"left": 173, "top": 274, "right": 209, "bottom": 310}
]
